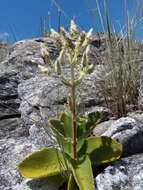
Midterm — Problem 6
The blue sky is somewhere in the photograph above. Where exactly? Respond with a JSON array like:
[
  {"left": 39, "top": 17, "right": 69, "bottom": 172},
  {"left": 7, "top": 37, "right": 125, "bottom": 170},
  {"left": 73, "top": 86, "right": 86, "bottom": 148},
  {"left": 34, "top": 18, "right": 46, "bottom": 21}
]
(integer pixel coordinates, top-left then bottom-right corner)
[{"left": 0, "top": 0, "right": 143, "bottom": 42}]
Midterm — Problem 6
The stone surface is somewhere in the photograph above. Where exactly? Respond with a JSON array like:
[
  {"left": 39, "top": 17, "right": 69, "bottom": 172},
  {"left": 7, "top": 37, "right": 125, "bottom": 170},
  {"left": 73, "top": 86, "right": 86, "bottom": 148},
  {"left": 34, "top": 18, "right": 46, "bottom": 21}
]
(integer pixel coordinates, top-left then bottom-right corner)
[
  {"left": 0, "top": 71, "right": 20, "bottom": 119},
  {"left": 95, "top": 153, "right": 143, "bottom": 190}
]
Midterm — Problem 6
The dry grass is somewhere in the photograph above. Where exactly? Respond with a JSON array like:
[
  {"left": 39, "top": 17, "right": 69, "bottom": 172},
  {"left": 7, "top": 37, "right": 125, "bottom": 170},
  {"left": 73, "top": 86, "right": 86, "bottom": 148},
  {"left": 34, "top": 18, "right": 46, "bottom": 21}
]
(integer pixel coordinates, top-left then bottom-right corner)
[{"left": 94, "top": 0, "right": 143, "bottom": 118}]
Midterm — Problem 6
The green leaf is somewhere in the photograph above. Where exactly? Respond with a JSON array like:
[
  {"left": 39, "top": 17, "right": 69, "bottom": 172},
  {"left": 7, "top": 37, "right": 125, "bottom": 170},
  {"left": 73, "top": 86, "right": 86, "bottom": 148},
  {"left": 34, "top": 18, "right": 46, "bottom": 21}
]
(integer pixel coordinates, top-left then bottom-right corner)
[
  {"left": 86, "top": 111, "right": 101, "bottom": 129},
  {"left": 77, "top": 138, "right": 85, "bottom": 152},
  {"left": 60, "top": 112, "right": 73, "bottom": 138},
  {"left": 58, "top": 136, "right": 73, "bottom": 157},
  {"left": 77, "top": 115, "right": 87, "bottom": 137},
  {"left": 68, "top": 174, "right": 79, "bottom": 190},
  {"left": 70, "top": 156, "right": 95, "bottom": 190},
  {"left": 19, "top": 148, "right": 68, "bottom": 179},
  {"left": 86, "top": 136, "right": 122, "bottom": 164},
  {"left": 49, "top": 119, "right": 65, "bottom": 137},
  {"left": 77, "top": 112, "right": 101, "bottom": 138},
  {"left": 48, "top": 117, "right": 73, "bottom": 157}
]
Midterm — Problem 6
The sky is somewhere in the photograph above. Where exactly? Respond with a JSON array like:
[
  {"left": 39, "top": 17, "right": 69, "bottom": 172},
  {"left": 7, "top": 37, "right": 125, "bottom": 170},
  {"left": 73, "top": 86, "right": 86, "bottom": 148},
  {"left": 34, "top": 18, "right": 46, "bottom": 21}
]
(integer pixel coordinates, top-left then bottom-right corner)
[{"left": 0, "top": 0, "right": 143, "bottom": 42}]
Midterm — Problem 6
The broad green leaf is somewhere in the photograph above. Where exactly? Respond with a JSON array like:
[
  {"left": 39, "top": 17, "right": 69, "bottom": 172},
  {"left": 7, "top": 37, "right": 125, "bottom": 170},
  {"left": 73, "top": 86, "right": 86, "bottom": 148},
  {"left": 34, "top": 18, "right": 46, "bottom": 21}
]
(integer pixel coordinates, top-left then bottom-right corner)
[
  {"left": 77, "top": 140, "right": 87, "bottom": 157},
  {"left": 57, "top": 136, "right": 73, "bottom": 157},
  {"left": 77, "top": 138, "right": 85, "bottom": 153},
  {"left": 60, "top": 112, "right": 72, "bottom": 138},
  {"left": 86, "top": 136, "right": 122, "bottom": 164},
  {"left": 68, "top": 174, "right": 79, "bottom": 190},
  {"left": 70, "top": 156, "right": 95, "bottom": 190},
  {"left": 49, "top": 119, "right": 65, "bottom": 137},
  {"left": 86, "top": 111, "right": 101, "bottom": 129},
  {"left": 77, "top": 112, "right": 101, "bottom": 138},
  {"left": 77, "top": 115, "right": 87, "bottom": 137},
  {"left": 19, "top": 148, "right": 68, "bottom": 179}
]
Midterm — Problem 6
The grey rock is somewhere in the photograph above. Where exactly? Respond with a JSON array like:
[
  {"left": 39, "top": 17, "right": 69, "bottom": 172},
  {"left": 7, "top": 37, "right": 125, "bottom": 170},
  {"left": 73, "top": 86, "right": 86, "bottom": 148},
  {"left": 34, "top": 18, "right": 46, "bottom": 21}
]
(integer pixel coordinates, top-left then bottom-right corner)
[
  {"left": 0, "top": 43, "right": 10, "bottom": 63},
  {"left": 0, "top": 72, "right": 20, "bottom": 119},
  {"left": 0, "top": 37, "right": 59, "bottom": 80},
  {"left": 0, "top": 118, "right": 26, "bottom": 139},
  {"left": 95, "top": 153, "right": 143, "bottom": 190},
  {"left": 15, "top": 179, "right": 58, "bottom": 190},
  {"left": 18, "top": 75, "right": 67, "bottom": 128},
  {"left": 93, "top": 119, "right": 114, "bottom": 136},
  {"left": 18, "top": 65, "right": 105, "bottom": 129}
]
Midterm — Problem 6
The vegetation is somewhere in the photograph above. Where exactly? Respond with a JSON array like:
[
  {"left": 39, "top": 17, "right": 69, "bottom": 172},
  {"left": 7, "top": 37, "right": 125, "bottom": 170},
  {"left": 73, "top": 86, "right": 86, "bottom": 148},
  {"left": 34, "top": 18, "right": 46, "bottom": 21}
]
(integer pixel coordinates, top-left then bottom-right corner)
[
  {"left": 18, "top": 21, "right": 122, "bottom": 190},
  {"left": 92, "top": 0, "right": 143, "bottom": 118}
]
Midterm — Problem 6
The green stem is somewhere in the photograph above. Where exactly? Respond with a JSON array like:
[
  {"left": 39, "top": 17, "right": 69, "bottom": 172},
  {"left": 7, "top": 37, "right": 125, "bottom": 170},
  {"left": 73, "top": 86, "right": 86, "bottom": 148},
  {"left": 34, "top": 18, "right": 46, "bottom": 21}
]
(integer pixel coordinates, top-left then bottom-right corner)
[{"left": 71, "top": 63, "right": 77, "bottom": 160}]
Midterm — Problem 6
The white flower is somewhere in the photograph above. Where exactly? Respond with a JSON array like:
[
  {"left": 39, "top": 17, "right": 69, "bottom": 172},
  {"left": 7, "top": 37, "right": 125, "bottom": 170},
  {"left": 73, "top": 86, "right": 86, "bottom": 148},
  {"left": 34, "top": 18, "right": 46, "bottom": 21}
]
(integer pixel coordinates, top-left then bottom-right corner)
[
  {"left": 70, "top": 20, "right": 79, "bottom": 34},
  {"left": 38, "top": 65, "right": 49, "bottom": 73},
  {"left": 50, "top": 28, "right": 60, "bottom": 38},
  {"left": 86, "top": 28, "right": 93, "bottom": 38}
]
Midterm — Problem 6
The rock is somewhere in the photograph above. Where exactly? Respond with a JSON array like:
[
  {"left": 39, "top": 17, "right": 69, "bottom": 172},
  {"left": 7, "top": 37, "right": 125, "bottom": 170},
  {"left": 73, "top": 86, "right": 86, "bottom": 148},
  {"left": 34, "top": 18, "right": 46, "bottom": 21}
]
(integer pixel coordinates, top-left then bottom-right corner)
[
  {"left": 0, "top": 43, "right": 10, "bottom": 63},
  {"left": 95, "top": 153, "right": 143, "bottom": 190},
  {"left": 0, "top": 71, "right": 22, "bottom": 141},
  {"left": 80, "top": 65, "right": 105, "bottom": 108},
  {"left": 0, "top": 37, "right": 59, "bottom": 80},
  {"left": 18, "top": 65, "right": 105, "bottom": 128},
  {"left": 0, "top": 71, "right": 20, "bottom": 119},
  {"left": 93, "top": 119, "right": 114, "bottom": 136},
  {"left": 15, "top": 179, "right": 58, "bottom": 190},
  {"left": 18, "top": 75, "right": 67, "bottom": 128}
]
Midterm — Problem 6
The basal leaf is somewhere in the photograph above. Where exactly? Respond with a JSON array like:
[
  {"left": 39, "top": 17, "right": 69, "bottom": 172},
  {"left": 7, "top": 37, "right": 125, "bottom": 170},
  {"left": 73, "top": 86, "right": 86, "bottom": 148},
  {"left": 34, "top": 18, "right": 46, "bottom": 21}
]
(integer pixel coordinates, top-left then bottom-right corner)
[
  {"left": 70, "top": 156, "right": 95, "bottom": 190},
  {"left": 19, "top": 148, "right": 68, "bottom": 179},
  {"left": 86, "top": 136, "right": 122, "bottom": 164}
]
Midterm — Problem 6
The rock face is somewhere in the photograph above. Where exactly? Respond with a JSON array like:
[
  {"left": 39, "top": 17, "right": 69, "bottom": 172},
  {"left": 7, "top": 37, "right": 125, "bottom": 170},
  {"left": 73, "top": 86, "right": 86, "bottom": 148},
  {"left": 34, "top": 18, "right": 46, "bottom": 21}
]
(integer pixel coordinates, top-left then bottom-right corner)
[
  {"left": 96, "top": 153, "right": 143, "bottom": 190},
  {"left": 0, "top": 35, "right": 143, "bottom": 190}
]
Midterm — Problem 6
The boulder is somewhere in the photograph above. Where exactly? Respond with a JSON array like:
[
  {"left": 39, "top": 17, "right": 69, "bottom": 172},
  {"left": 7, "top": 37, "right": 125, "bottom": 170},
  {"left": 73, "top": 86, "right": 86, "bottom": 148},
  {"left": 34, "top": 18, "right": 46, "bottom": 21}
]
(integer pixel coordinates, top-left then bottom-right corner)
[{"left": 95, "top": 153, "right": 143, "bottom": 190}]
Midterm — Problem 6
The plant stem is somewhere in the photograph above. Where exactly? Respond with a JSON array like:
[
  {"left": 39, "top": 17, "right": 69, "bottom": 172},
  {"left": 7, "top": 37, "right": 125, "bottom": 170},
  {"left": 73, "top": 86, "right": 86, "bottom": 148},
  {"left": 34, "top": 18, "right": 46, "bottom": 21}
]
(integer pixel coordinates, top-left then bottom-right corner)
[{"left": 71, "top": 63, "right": 77, "bottom": 160}]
